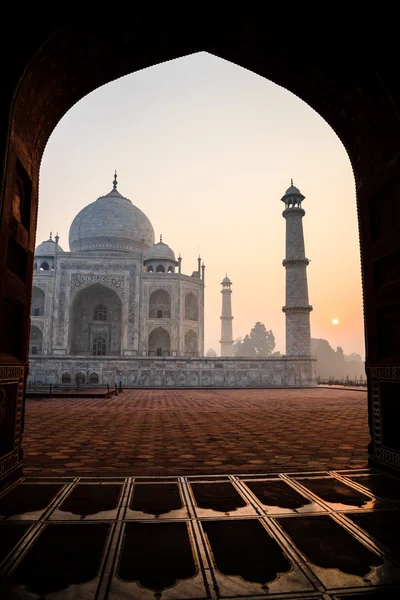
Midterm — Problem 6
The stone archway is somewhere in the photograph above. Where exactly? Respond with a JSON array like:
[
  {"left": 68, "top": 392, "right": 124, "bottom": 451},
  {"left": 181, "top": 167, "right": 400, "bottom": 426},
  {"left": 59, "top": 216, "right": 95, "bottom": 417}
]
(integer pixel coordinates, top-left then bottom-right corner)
[
  {"left": 1, "top": 16, "right": 400, "bottom": 484},
  {"left": 69, "top": 282, "right": 122, "bottom": 356}
]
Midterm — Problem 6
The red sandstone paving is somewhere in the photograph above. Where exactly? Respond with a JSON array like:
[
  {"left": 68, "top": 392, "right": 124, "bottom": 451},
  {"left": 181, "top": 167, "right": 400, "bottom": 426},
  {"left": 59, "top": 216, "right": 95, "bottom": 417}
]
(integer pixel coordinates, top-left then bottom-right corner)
[{"left": 22, "top": 388, "right": 370, "bottom": 476}]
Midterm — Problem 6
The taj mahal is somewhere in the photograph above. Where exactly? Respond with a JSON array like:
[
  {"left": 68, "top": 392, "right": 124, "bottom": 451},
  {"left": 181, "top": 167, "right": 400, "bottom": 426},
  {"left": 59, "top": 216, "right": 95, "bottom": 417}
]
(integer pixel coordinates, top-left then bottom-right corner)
[{"left": 27, "top": 173, "right": 317, "bottom": 388}]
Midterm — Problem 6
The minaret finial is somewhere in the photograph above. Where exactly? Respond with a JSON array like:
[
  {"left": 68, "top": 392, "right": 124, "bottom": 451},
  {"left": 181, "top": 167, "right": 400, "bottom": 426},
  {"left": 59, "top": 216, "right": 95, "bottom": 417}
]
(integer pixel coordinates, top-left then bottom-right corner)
[
  {"left": 49, "top": 231, "right": 52, "bottom": 240},
  {"left": 160, "top": 234, "right": 162, "bottom": 242},
  {"left": 113, "top": 170, "right": 118, "bottom": 190},
  {"left": 291, "top": 178, "right": 293, "bottom": 186}
]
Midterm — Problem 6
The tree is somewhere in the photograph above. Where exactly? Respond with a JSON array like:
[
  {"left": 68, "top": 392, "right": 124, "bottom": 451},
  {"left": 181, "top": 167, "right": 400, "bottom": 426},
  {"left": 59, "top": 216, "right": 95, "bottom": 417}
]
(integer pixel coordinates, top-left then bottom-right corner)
[
  {"left": 345, "top": 352, "right": 362, "bottom": 363},
  {"left": 250, "top": 322, "right": 276, "bottom": 356},
  {"left": 311, "top": 339, "right": 365, "bottom": 380},
  {"left": 233, "top": 335, "right": 256, "bottom": 357},
  {"left": 206, "top": 348, "right": 218, "bottom": 357},
  {"left": 233, "top": 323, "right": 276, "bottom": 357},
  {"left": 233, "top": 337, "right": 243, "bottom": 356}
]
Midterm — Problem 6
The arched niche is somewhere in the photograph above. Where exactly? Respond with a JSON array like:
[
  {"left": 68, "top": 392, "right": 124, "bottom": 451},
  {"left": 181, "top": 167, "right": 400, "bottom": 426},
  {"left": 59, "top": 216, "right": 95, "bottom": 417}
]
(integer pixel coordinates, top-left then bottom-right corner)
[
  {"left": 89, "top": 372, "right": 99, "bottom": 384},
  {"left": 156, "top": 264, "right": 165, "bottom": 273},
  {"left": 185, "top": 329, "right": 198, "bottom": 357},
  {"left": 29, "top": 325, "right": 43, "bottom": 355},
  {"left": 75, "top": 372, "right": 86, "bottom": 384},
  {"left": 61, "top": 372, "right": 72, "bottom": 383},
  {"left": 148, "top": 327, "right": 171, "bottom": 356},
  {"left": 185, "top": 292, "right": 199, "bottom": 321},
  {"left": 31, "top": 286, "right": 45, "bottom": 316},
  {"left": 69, "top": 282, "right": 122, "bottom": 356},
  {"left": 149, "top": 289, "right": 171, "bottom": 319},
  {"left": 39, "top": 261, "right": 49, "bottom": 271}
]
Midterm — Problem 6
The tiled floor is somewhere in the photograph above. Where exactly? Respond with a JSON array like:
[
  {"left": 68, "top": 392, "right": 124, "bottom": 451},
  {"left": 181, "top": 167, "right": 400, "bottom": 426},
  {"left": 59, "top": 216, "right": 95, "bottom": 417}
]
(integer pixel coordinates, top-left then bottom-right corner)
[
  {"left": 1, "top": 469, "right": 400, "bottom": 598},
  {"left": 23, "top": 388, "right": 370, "bottom": 475}
]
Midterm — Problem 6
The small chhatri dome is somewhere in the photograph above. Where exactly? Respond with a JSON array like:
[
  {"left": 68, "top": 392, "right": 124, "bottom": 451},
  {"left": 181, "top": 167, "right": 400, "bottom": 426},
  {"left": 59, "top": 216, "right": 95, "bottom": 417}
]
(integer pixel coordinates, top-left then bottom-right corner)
[
  {"left": 281, "top": 179, "right": 305, "bottom": 203},
  {"left": 69, "top": 172, "right": 155, "bottom": 254},
  {"left": 35, "top": 233, "right": 64, "bottom": 256},
  {"left": 145, "top": 235, "right": 176, "bottom": 261},
  {"left": 222, "top": 274, "right": 232, "bottom": 285}
]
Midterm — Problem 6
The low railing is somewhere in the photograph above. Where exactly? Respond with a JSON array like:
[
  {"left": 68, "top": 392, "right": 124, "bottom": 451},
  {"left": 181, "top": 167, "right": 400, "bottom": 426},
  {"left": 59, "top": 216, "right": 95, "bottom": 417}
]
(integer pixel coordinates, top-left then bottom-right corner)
[
  {"left": 26, "top": 381, "right": 124, "bottom": 397},
  {"left": 318, "top": 378, "right": 367, "bottom": 387}
]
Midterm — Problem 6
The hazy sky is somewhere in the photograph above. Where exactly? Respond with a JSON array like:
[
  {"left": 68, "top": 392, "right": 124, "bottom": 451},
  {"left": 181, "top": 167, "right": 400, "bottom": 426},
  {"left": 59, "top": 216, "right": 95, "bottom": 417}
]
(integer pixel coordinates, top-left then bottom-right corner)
[{"left": 37, "top": 52, "right": 364, "bottom": 357}]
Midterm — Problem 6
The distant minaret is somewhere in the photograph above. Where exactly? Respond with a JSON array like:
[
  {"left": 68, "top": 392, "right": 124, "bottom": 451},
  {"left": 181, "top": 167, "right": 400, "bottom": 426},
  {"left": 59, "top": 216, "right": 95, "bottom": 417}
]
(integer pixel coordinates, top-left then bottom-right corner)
[
  {"left": 220, "top": 275, "right": 234, "bottom": 356},
  {"left": 282, "top": 180, "right": 312, "bottom": 356}
]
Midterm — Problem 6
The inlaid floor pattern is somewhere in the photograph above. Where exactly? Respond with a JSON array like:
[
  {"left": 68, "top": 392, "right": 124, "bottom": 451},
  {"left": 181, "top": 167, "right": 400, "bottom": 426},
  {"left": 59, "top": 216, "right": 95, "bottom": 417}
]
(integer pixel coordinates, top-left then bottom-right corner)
[
  {"left": 23, "top": 388, "right": 370, "bottom": 475},
  {"left": 1, "top": 468, "right": 400, "bottom": 598}
]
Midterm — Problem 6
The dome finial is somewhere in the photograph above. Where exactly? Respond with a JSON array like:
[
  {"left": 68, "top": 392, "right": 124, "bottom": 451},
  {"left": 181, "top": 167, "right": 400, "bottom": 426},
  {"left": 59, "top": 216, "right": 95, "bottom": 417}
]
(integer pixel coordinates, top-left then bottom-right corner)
[
  {"left": 160, "top": 233, "right": 163, "bottom": 243},
  {"left": 291, "top": 178, "right": 293, "bottom": 186},
  {"left": 49, "top": 231, "right": 52, "bottom": 240},
  {"left": 113, "top": 170, "right": 118, "bottom": 190}
]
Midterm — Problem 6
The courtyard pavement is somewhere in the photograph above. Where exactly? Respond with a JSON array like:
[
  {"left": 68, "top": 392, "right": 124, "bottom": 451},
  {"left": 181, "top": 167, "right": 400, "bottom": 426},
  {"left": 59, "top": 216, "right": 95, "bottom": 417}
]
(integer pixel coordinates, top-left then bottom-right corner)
[{"left": 23, "top": 388, "right": 370, "bottom": 476}]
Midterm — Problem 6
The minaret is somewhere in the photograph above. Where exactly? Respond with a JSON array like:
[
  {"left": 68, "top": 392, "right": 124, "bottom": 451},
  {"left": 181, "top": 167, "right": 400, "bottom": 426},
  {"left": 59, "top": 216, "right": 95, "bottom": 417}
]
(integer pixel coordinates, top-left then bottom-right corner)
[
  {"left": 220, "top": 275, "right": 234, "bottom": 356},
  {"left": 282, "top": 180, "right": 312, "bottom": 356}
]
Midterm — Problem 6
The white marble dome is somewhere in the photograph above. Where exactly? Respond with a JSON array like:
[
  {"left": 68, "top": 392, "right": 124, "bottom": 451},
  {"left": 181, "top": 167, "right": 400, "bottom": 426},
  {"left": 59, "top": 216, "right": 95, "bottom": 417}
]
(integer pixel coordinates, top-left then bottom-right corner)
[
  {"left": 69, "top": 179, "right": 155, "bottom": 254},
  {"left": 35, "top": 238, "right": 64, "bottom": 255},
  {"left": 146, "top": 237, "right": 176, "bottom": 262}
]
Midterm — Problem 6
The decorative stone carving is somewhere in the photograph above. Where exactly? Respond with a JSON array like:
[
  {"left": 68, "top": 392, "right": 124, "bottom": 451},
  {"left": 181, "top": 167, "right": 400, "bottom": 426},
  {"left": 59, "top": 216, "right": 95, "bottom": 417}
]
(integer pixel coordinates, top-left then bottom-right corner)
[
  {"left": 32, "top": 281, "right": 48, "bottom": 292},
  {"left": 70, "top": 273, "right": 125, "bottom": 298},
  {"left": 148, "top": 284, "right": 173, "bottom": 294},
  {"left": 0, "top": 366, "right": 24, "bottom": 482},
  {"left": 368, "top": 364, "right": 400, "bottom": 469},
  {"left": 31, "top": 319, "right": 45, "bottom": 332},
  {"left": 56, "top": 262, "right": 136, "bottom": 349},
  {"left": 147, "top": 323, "right": 171, "bottom": 334}
]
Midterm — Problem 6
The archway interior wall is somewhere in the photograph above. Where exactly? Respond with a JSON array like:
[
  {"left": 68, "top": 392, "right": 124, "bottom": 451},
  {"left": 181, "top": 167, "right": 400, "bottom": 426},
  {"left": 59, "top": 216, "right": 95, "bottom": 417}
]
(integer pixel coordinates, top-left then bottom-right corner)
[{"left": 2, "top": 18, "right": 400, "bottom": 484}]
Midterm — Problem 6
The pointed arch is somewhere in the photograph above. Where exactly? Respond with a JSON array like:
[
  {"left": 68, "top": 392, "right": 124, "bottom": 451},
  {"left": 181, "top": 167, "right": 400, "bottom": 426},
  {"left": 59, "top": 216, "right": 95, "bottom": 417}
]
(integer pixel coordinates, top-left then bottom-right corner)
[
  {"left": 32, "top": 286, "right": 45, "bottom": 316},
  {"left": 185, "top": 329, "right": 198, "bottom": 357},
  {"left": 69, "top": 282, "right": 122, "bottom": 355},
  {"left": 148, "top": 327, "right": 171, "bottom": 356},
  {"left": 29, "top": 325, "right": 43, "bottom": 355},
  {"left": 149, "top": 289, "right": 171, "bottom": 319},
  {"left": 92, "top": 335, "right": 107, "bottom": 356},
  {"left": 185, "top": 292, "right": 198, "bottom": 321}
]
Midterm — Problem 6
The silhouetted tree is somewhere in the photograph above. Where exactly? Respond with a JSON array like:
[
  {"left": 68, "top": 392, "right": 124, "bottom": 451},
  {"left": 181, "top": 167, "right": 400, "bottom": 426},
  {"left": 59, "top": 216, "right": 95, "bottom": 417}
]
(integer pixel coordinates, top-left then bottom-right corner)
[
  {"left": 311, "top": 338, "right": 365, "bottom": 379},
  {"left": 233, "top": 323, "right": 276, "bottom": 357},
  {"left": 250, "top": 322, "right": 276, "bottom": 356}
]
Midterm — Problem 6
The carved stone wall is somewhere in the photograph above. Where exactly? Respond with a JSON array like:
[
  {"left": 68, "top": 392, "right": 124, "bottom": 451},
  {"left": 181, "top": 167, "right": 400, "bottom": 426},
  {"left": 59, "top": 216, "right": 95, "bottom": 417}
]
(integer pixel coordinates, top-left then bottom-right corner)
[
  {"left": 70, "top": 273, "right": 125, "bottom": 297},
  {"left": 367, "top": 365, "right": 400, "bottom": 470},
  {"left": 28, "top": 357, "right": 317, "bottom": 388},
  {"left": 0, "top": 365, "right": 25, "bottom": 485},
  {"left": 54, "top": 261, "right": 137, "bottom": 352}
]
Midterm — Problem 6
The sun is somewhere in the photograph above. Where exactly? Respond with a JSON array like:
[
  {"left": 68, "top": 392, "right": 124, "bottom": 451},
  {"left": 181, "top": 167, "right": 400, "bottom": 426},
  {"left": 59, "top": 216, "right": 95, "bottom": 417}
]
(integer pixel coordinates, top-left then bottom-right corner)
[{"left": 332, "top": 318, "right": 339, "bottom": 325}]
